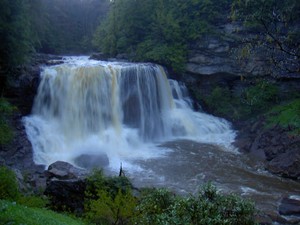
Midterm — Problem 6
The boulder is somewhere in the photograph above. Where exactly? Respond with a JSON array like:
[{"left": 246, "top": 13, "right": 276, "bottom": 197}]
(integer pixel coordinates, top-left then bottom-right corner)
[
  {"left": 267, "top": 148, "right": 300, "bottom": 180},
  {"left": 45, "top": 161, "right": 88, "bottom": 214},
  {"left": 47, "top": 161, "right": 88, "bottom": 180}
]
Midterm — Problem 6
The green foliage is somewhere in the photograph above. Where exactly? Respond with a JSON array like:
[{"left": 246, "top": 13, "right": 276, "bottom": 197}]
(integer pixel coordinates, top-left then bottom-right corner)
[
  {"left": 0, "top": 0, "right": 33, "bottom": 67},
  {"left": 84, "top": 170, "right": 136, "bottom": 225},
  {"left": 85, "top": 169, "right": 132, "bottom": 199},
  {"left": 200, "top": 80, "right": 279, "bottom": 120},
  {"left": 0, "top": 166, "right": 20, "bottom": 201},
  {"left": 231, "top": 0, "right": 300, "bottom": 77},
  {"left": 0, "top": 120, "right": 13, "bottom": 145},
  {"left": 18, "top": 195, "right": 49, "bottom": 209},
  {"left": 0, "top": 98, "right": 16, "bottom": 144},
  {"left": 85, "top": 188, "right": 137, "bottom": 225},
  {"left": 0, "top": 200, "right": 86, "bottom": 225},
  {"left": 241, "top": 80, "right": 278, "bottom": 109},
  {"left": 267, "top": 99, "right": 300, "bottom": 134},
  {"left": 93, "top": 0, "right": 231, "bottom": 72},
  {"left": 135, "top": 184, "right": 256, "bottom": 225},
  {"left": 84, "top": 176, "right": 256, "bottom": 225}
]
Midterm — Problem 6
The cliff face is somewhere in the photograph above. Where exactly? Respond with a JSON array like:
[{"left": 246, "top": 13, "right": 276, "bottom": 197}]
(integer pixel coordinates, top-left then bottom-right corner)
[{"left": 186, "top": 22, "right": 271, "bottom": 77}]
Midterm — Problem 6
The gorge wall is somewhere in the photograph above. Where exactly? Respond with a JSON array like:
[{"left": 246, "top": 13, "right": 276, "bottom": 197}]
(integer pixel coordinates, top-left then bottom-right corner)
[{"left": 186, "top": 22, "right": 271, "bottom": 77}]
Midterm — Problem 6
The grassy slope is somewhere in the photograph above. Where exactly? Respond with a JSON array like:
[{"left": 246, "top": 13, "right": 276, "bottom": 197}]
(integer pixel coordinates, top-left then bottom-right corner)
[{"left": 0, "top": 200, "right": 86, "bottom": 225}]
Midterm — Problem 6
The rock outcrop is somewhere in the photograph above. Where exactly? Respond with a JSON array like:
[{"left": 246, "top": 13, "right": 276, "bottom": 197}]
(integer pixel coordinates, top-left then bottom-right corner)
[
  {"left": 236, "top": 120, "right": 300, "bottom": 180},
  {"left": 45, "top": 161, "right": 88, "bottom": 214},
  {"left": 186, "top": 23, "right": 271, "bottom": 77}
]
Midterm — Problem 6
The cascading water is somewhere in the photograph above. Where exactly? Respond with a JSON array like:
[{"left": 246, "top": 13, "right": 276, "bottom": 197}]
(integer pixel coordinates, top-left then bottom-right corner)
[{"left": 24, "top": 56, "right": 236, "bottom": 170}]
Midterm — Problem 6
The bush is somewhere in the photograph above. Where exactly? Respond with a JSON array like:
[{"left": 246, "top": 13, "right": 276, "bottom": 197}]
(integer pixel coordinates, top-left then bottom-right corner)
[
  {"left": 85, "top": 169, "right": 132, "bottom": 200},
  {"left": 84, "top": 171, "right": 257, "bottom": 225},
  {"left": 241, "top": 80, "right": 278, "bottom": 111},
  {"left": 134, "top": 188, "right": 176, "bottom": 225},
  {"left": 267, "top": 99, "right": 300, "bottom": 135},
  {"left": 201, "top": 80, "right": 278, "bottom": 121},
  {"left": 134, "top": 184, "right": 256, "bottom": 225},
  {"left": 0, "top": 98, "right": 16, "bottom": 144},
  {"left": 0, "top": 166, "right": 20, "bottom": 201},
  {"left": 85, "top": 188, "right": 137, "bottom": 225},
  {"left": 84, "top": 169, "right": 136, "bottom": 225}
]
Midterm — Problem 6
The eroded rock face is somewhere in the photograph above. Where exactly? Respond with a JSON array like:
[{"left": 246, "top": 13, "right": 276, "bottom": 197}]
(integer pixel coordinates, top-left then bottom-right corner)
[
  {"left": 186, "top": 23, "right": 271, "bottom": 77},
  {"left": 235, "top": 119, "right": 300, "bottom": 180}
]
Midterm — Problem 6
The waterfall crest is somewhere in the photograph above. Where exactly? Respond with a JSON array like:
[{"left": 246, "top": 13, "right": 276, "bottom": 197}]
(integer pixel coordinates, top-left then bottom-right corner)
[{"left": 24, "top": 57, "right": 236, "bottom": 168}]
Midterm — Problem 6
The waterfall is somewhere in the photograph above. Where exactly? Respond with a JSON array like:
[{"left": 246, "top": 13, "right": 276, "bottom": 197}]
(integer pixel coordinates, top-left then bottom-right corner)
[{"left": 24, "top": 57, "right": 236, "bottom": 169}]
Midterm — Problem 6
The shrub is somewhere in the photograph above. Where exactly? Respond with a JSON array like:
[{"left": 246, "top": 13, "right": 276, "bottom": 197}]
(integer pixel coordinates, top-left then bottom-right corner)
[
  {"left": 0, "top": 98, "right": 16, "bottom": 144},
  {"left": 85, "top": 169, "right": 132, "bottom": 200},
  {"left": 201, "top": 80, "right": 278, "bottom": 121},
  {"left": 135, "top": 188, "right": 176, "bottom": 224},
  {"left": 134, "top": 184, "right": 257, "bottom": 225},
  {"left": 267, "top": 99, "right": 300, "bottom": 135},
  {"left": 0, "top": 119, "right": 13, "bottom": 144},
  {"left": 85, "top": 188, "right": 137, "bottom": 225},
  {"left": 84, "top": 169, "right": 136, "bottom": 225},
  {"left": 241, "top": 80, "right": 278, "bottom": 111},
  {"left": 0, "top": 166, "right": 20, "bottom": 201}
]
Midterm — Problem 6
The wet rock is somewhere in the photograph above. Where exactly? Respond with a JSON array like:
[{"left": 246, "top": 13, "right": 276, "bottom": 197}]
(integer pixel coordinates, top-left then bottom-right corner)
[
  {"left": 255, "top": 212, "right": 273, "bottom": 225},
  {"left": 279, "top": 196, "right": 300, "bottom": 217},
  {"left": 74, "top": 153, "right": 109, "bottom": 169},
  {"left": 47, "top": 161, "right": 88, "bottom": 180},
  {"left": 234, "top": 118, "right": 300, "bottom": 180},
  {"left": 89, "top": 52, "right": 109, "bottom": 61},
  {"left": 267, "top": 149, "right": 300, "bottom": 179}
]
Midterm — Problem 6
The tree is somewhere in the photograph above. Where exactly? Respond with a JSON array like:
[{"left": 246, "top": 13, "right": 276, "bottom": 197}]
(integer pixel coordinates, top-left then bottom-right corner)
[
  {"left": 0, "top": 0, "right": 34, "bottom": 94},
  {"left": 232, "top": 0, "right": 300, "bottom": 77},
  {"left": 0, "top": 0, "right": 32, "bottom": 67},
  {"left": 92, "top": 0, "right": 232, "bottom": 72}
]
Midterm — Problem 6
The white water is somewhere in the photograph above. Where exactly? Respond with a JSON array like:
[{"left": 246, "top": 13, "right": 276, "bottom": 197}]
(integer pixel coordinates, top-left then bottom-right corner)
[{"left": 24, "top": 56, "right": 236, "bottom": 170}]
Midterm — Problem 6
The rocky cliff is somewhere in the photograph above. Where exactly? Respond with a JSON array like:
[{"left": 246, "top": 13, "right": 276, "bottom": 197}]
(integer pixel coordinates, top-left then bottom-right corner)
[{"left": 186, "top": 22, "right": 271, "bottom": 77}]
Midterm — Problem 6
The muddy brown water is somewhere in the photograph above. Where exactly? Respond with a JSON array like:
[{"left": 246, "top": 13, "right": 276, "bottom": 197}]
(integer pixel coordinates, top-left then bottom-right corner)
[{"left": 124, "top": 140, "right": 300, "bottom": 214}]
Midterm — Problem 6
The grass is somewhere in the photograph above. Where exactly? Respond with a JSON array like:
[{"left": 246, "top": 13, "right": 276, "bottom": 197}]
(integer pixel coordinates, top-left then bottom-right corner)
[{"left": 0, "top": 200, "right": 86, "bottom": 225}]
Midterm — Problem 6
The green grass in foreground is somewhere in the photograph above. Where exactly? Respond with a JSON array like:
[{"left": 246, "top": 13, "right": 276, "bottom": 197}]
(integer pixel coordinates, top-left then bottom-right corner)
[{"left": 0, "top": 200, "right": 85, "bottom": 225}]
